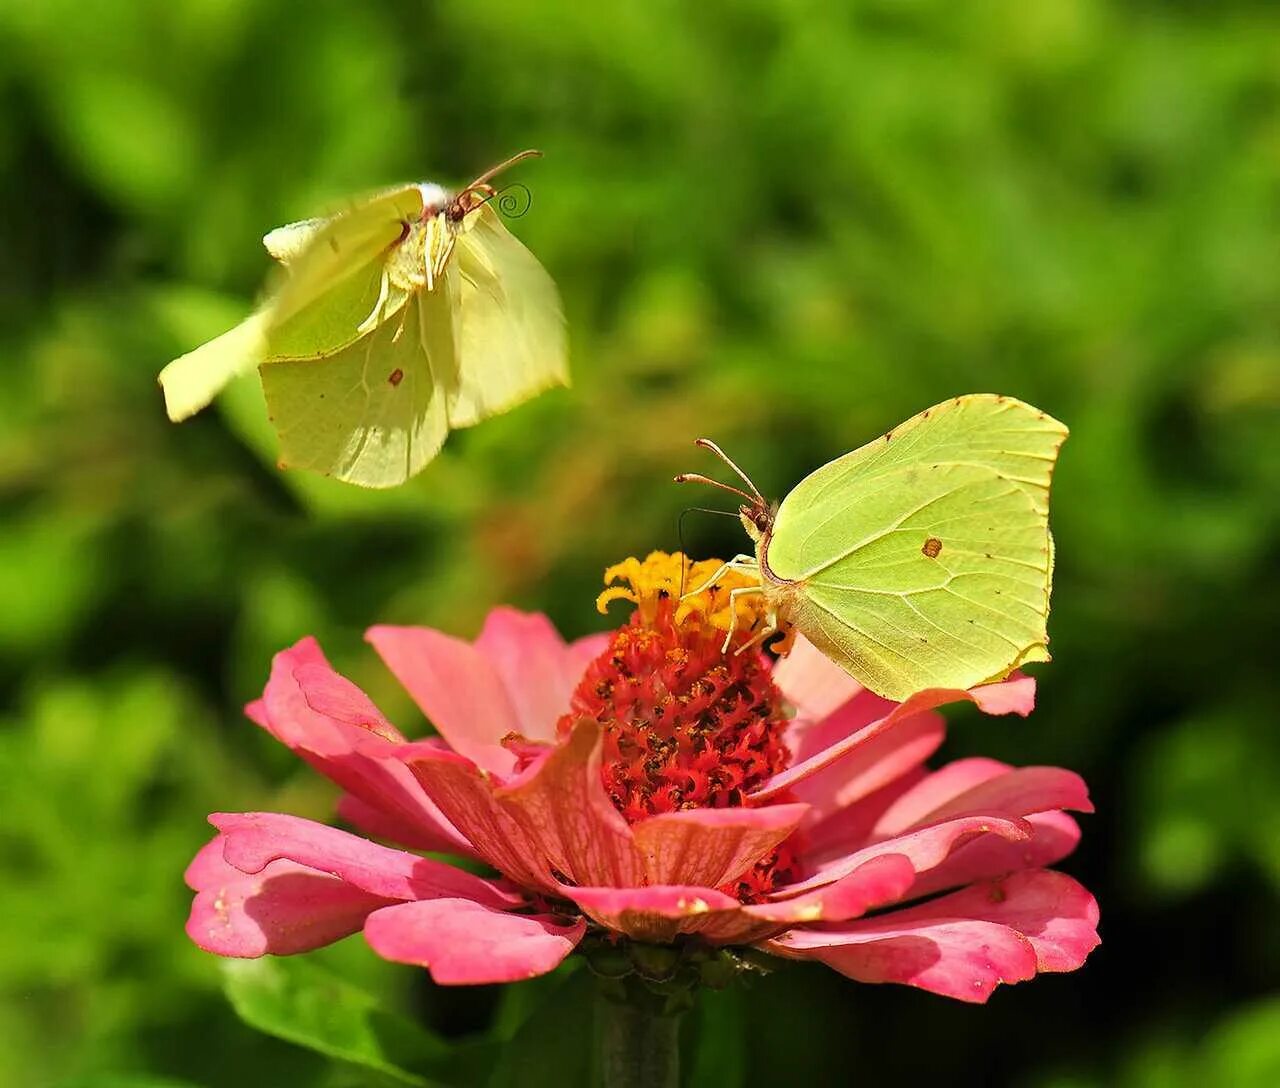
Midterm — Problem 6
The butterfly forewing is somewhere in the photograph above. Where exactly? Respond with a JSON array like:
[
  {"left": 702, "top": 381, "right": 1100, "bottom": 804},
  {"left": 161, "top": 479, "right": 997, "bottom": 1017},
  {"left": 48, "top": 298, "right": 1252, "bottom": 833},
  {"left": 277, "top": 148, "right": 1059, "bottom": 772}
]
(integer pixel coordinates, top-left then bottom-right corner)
[{"left": 269, "top": 185, "right": 425, "bottom": 332}]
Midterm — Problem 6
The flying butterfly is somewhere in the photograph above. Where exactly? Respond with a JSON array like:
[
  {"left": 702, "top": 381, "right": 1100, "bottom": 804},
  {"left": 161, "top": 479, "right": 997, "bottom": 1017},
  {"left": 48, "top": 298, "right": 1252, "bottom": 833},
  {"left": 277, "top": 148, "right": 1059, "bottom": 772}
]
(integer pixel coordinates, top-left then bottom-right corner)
[
  {"left": 158, "top": 150, "right": 566, "bottom": 487},
  {"left": 675, "top": 394, "right": 1068, "bottom": 702}
]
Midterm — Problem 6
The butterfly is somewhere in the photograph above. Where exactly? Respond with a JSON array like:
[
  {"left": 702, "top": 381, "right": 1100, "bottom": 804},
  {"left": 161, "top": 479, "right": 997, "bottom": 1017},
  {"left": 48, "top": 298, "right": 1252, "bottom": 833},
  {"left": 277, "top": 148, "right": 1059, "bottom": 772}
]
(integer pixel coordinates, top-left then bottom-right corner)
[
  {"left": 159, "top": 150, "right": 566, "bottom": 487},
  {"left": 675, "top": 394, "right": 1068, "bottom": 701}
]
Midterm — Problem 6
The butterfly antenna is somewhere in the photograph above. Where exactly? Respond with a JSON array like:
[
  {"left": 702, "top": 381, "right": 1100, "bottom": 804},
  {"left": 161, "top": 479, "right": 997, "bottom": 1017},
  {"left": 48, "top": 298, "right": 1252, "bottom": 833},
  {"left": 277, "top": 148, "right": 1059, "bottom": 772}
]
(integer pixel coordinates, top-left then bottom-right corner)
[
  {"left": 461, "top": 149, "right": 543, "bottom": 194},
  {"left": 672, "top": 472, "right": 756, "bottom": 504},
  {"left": 693, "top": 438, "right": 765, "bottom": 502}
]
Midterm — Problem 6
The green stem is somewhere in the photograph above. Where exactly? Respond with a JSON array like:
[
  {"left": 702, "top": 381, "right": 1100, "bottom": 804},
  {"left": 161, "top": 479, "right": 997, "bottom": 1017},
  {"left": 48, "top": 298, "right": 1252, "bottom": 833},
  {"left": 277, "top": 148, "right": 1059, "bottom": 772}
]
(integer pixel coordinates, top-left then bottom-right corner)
[{"left": 595, "top": 982, "right": 683, "bottom": 1088}]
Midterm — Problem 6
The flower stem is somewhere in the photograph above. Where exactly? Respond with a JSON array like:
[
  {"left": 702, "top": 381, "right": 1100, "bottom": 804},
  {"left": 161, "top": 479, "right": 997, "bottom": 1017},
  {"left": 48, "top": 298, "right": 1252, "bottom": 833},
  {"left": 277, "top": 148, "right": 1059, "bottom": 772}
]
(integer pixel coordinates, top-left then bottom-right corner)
[{"left": 595, "top": 980, "right": 683, "bottom": 1088}]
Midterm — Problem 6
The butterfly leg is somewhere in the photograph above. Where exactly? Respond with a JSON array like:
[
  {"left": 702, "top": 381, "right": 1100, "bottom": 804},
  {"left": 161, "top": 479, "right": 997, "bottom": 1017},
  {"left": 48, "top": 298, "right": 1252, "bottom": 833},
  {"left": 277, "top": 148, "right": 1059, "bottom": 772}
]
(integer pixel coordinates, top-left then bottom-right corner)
[
  {"left": 357, "top": 269, "right": 392, "bottom": 335},
  {"left": 721, "top": 585, "right": 766, "bottom": 654},
  {"left": 681, "top": 555, "right": 758, "bottom": 600},
  {"left": 733, "top": 616, "right": 778, "bottom": 657}
]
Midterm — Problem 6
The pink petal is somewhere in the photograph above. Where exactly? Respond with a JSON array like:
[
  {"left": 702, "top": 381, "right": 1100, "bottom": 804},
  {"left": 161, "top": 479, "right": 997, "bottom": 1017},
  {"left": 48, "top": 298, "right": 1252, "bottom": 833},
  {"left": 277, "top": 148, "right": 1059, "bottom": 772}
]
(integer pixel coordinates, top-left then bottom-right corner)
[
  {"left": 872, "top": 758, "right": 1010, "bottom": 834},
  {"left": 395, "top": 741, "right": 559, "bottom": 893},
  {"left": 186, "top": 837, "right": 390, "bottom": 957},
  {"left": 908, "top": 812, "right": 1081, "bottom": 899},
  {"left": 801, "top": 769, "right": 928, "bottom": 863},
  {"left": 259, "top": 638, "right": 405, "bottom": 749},
  {"left": 767, "top": 869, "right": 1098, "bottom": 1002},
  {"left": 970, "top": 674, "right": 1037, "bottom": 716},
  {"left": 366, "top": 624, "right": 519, "bottom": 775},
  {"left": 210, "top": 813, "right": 520, "bottom": 910},
  {"left": 770, "top": 918, "right": 1038, "bottom": 1003},
  {"left": 790, "top": 688, "right": 898, "bottom": 765},
  {"left": 877, "top": 761, "right": 1091, "bottom": 837},
  {"left": 792, "top": 704, "right": 946, "bottom": 822},
  {"left": 473, "top": 608, "right": 601, "bottom": 743},
  {"left": 363, "top": 899, "right": 584, "bottom": 985},
  {"left": 255, "top": 639, "right": 471, "bottom": 854},
  {"left": 565, "top": 884, "right": 741, "bottom": 943},
  {"left": 895, "top": 869, "right": 1101, "bottom": 972},
  {"left": 785, "top": 813, "right": 1031, "bottom": 896},
  {"left": 751, "top": 677, "right": 1035, "bottom": 802},
  {"left": 772, "top": 634, "right": 866, "bottom": 727},
  {"left": 335, "top": 792, "right": 478, "bottom": 856},
  {"left": 292, "top": 664, "right": 402, "bottom": 742},
  {"left": 185, "top": 835, "right": 240, "bottom": 890},
  {"left": 922, "top": 766, "right": 1092, "bottom": 823},
  {"left": 631, "top": 804, "right": 809, "bottom": 888},
  {"left": 746, "top": 855, "right": 916, "bottom": 924},
  {"left": 494, "top": 718, "right": 646, "bottom": 887}
]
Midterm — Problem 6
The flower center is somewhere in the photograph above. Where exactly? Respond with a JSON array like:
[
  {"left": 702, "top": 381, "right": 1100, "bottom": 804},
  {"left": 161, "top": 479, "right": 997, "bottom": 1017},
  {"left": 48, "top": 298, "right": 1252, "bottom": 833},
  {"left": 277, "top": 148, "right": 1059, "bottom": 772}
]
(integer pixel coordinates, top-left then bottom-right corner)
[{"left": 559, "top": 552, "right": 800, "bottom": 901}]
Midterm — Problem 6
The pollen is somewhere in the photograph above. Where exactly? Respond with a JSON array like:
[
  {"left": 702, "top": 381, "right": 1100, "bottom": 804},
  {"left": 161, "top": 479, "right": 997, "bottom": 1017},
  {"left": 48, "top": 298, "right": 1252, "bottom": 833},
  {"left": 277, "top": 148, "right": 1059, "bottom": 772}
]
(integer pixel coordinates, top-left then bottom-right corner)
[{"left": 569, "top": 552, "right": 803, "bottom": 901}]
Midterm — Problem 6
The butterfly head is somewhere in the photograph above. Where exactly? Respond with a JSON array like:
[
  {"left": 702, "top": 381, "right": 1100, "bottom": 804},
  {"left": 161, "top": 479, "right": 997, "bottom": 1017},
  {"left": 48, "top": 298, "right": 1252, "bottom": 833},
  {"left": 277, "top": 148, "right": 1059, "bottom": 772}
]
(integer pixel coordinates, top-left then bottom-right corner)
[
  {"left": 674, "top": 438, "right": 773, "bottom": 542},
  {"left": 445, "top": 149, "right": 543, "bottom": 222},
  {"left": 739, "top": 500, "right": 774, "bottom": 543}
]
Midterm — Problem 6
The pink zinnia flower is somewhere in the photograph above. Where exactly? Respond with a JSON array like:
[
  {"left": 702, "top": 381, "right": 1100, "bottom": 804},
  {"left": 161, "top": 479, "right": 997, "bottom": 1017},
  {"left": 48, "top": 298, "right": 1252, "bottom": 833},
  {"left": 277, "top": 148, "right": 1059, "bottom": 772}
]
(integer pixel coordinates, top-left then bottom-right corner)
[{"left": 186, "top": 552, "right": 1098, "bottom": 1001}]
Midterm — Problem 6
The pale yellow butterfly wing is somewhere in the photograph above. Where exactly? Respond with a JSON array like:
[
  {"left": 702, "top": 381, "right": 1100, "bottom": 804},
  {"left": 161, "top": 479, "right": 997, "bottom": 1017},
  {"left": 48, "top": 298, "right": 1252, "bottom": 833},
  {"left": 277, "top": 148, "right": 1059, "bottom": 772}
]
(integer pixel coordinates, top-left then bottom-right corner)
[
  {"left": 262, "top": 217, "right": 328, "bottom": 264},
  {"left": 443, "top": 204, "right": 567, "bottom": 428},
  {"left": 259, "top": 285, "right": 450, "bottom": 488},
  {"left": 765, "top": 395, "right": 1067, "bottom": 702},
  {"left": 159, "top": 186, "right": 424, "bottom": 422},
  {"left": 159, "top": 311, "right": 271, "bottom": 422}
]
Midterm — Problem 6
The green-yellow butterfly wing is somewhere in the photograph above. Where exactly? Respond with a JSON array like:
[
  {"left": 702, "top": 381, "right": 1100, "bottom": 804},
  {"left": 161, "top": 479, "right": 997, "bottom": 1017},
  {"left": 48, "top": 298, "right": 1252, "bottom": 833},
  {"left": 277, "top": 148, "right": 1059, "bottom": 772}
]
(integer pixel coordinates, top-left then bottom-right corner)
[
  {"left": 765, "top": 395, "right": 1067, "bottom": 702},
  {"left": 157, "top": 310, "right": 271, "bottom": 423},
  {"left": 443, "top": 203, "right": 567, "bottom": 428},
  {"left": 159, "top": 186, "right": 424, "bottom": 422},
  {"left": 260, "top": 284, "right": 450, "bottom": 488},
  {"left": 266, "top": 185, "right": 424, "bottom": 337}
]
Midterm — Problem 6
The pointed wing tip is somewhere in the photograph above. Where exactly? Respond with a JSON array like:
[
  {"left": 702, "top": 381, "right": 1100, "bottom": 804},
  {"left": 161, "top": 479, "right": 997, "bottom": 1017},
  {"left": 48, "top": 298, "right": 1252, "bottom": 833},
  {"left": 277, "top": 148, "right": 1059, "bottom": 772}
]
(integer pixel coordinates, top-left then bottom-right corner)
[{"left": 157, "top": 371, "right": 208, "bottom": 423}]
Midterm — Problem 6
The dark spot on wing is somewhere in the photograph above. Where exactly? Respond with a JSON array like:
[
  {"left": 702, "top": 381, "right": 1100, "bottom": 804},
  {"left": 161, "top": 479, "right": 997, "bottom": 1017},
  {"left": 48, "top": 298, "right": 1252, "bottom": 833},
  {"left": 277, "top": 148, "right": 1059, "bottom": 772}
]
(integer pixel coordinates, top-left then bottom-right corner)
[
  {"left": 328, "top": 236, "right": 340, "bottom": 253},
  {"left": 922, "top": 537, "right": 943, "bottom": 558},
  {"left": 388, "top": 368, "right": 404, "bottom": 387}
]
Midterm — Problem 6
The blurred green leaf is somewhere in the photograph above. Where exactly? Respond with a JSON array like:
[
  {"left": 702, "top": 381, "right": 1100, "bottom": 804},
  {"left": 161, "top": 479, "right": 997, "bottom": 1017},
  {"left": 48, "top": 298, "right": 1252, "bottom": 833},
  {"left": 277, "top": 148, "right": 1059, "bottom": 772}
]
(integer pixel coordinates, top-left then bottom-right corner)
[
  {"left": 221, "top": 957, "right": 453, "bottom": 1086},
  {"left": 1200, "top": 995, "right": 1280, "bottom": 1088},
  {"left": 488, "top": 967, "right": 594, "bottom": 1088}
]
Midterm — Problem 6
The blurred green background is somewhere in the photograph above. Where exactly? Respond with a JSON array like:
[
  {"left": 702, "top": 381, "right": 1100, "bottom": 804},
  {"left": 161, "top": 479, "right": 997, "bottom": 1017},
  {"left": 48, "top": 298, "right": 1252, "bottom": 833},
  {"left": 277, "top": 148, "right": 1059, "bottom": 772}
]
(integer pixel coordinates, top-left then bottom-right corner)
[{"left": 2, "top": 0, "right": 1278, "bottom": 1084}]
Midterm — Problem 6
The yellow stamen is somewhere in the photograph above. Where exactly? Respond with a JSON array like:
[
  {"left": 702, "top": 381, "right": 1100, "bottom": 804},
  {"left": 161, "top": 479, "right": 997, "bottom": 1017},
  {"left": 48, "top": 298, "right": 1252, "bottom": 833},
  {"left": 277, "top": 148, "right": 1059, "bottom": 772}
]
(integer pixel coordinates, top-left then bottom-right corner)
[{"left": 597, "top": 551, "right": 792, "bottom": 651}]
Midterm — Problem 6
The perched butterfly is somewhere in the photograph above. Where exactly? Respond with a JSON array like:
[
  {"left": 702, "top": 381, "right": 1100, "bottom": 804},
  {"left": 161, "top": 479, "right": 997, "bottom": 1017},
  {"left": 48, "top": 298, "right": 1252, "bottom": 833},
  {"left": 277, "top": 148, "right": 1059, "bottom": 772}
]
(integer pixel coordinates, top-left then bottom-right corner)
[
  {"left": 675, "top": 394, "right": 1068, "bottom": 701},
  {"left": 159, "top": 150, "right": 566, "bottom": 487}
]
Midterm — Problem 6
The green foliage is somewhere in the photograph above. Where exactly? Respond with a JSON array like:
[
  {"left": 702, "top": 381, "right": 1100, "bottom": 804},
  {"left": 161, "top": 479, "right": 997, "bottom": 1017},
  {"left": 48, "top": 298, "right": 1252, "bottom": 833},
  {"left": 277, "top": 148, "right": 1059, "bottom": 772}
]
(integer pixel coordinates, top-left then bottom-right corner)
[
  {"left": 0, "top": 0, "right": 1277, "bottom": 1085},
  {"left": 220, "top": 958, "right": 456, "bottom": 1086}
]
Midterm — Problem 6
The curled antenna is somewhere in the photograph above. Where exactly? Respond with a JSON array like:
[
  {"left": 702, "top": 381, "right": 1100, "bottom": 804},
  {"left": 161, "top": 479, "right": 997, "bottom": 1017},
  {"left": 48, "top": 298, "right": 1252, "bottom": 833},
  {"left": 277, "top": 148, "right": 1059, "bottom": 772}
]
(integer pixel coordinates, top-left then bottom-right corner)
[
  {"left": 450, "top": 149, "right": 542, "bottom": 220},
  {"left": 468, "top": 182, "right": 532, "bottom": 219}
]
